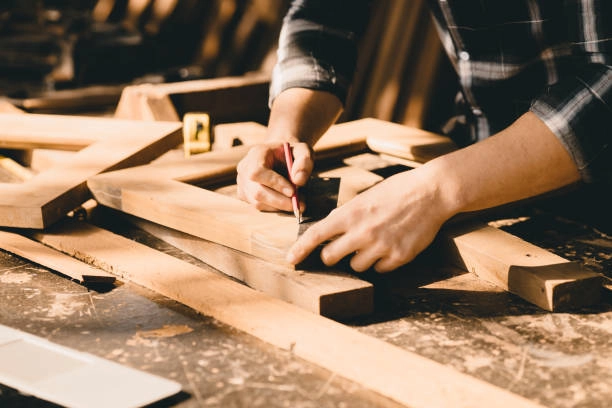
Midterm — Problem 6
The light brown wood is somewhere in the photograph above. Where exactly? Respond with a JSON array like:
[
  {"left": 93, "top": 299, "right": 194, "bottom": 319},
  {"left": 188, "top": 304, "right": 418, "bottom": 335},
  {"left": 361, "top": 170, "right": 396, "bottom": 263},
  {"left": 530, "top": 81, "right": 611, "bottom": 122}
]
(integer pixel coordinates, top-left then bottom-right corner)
[
  {"left": 439, "top": 222, "right": 603, "bottom": 311},
  {"left": 366, "top": 124, "right": 458, "bottom": 163},
  {"left": 0, "top": 113, "right": 182, "bottom": 228},
  {"left": 30, "top": 220, "right": 544, "bottom": 408},
  {"left": 0, "top": 155, "right": 34, "bottom": 182},
  {"left": 114, "top": 73, "right": 271, "bottom": 124},
  {"left": 0, "top": 230, "right": 114, "bottom": 283},
  {"left": 87, "top": 119, "right": 377, "bottom": 263},
  {"left": 126, "top": 215, "right": 373, "bottom": 320}
]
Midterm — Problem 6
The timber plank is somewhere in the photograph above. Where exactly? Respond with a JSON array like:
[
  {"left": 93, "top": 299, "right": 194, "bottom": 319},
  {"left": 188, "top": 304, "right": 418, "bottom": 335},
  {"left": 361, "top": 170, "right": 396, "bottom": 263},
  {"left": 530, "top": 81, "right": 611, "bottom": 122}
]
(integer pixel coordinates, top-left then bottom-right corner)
[
  {"left": 439, "top": 222, "right": 603, "bottom": 311},
  {"left": 125, "top": 215, "right": 373, "bottom": 320},
  {"left": 30, "top": 220, "right": 544, "bottom": 408},
  {"left": 0, "top": 230, "right": 114, "bottom": 283},
  {"left": 87, "top": 119, "right": 379, "bottom": 263},
  {"left": 114, "top": 73, "right": 271, "bottom": 124},
  {"left": 0, "top": 113, "right": 182, "bottom": 228}
]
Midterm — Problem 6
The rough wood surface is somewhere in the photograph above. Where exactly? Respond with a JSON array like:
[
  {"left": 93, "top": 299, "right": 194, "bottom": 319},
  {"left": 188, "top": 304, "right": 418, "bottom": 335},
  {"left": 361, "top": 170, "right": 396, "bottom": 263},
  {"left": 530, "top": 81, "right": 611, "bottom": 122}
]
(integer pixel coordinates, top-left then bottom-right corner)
[
  {"left": 439, "top": 222, "right": 604, "bottom": 311},
  {"left": 0, "top": 230, "right": 114, "bottom": 283},
  {"left": 30, "top": 220, "right": 544, "bottom": 408},
  {"left": 126, "top": 215, "right": 373, "bottom": 320},
  {"left": 87, "top": 119, "right": 377, "bottom": 263},
  {"left": 0, "top": 113, "right": 182, "bottom": 228}
]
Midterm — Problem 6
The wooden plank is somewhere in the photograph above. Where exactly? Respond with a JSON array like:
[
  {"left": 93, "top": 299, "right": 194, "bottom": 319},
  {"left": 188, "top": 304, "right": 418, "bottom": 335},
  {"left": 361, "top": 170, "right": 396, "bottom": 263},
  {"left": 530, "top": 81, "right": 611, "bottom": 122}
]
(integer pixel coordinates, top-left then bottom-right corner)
[
  {"left": 439, "top": 222, "right": 604, "bottom": 311},
  {"left": 30, "top": 220, "right": 544, "bottom": 408},
  {"left": 365, "top": 124, "right": 458, "bottom": 163},
  {"left": 0, "top": 155, "right": 34, "bottom": 182},
  {"left": 125, "top": 215, "right": 373, "bottom": 320},
  {"left": 114, "top": 73, "right": 270, "bottom": 124},
  {"left": 0, "top": 230, "right": 114, "bottom": 283},
  {"left": 366, "top": 127, "right": 604, "bottom": 310},
  {"left": 0, "top": 113, "right": 182, "bottom": 228},
  {"left": 87, "top": 119, "right": 377, "bottom": 264}
]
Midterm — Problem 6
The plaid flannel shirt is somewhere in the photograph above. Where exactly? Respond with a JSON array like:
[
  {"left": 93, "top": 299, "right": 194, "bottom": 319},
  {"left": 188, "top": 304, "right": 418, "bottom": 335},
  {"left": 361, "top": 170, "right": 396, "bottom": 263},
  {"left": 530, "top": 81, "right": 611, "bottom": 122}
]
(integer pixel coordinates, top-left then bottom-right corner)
[{"left": 270, "top": 0, "right": 612, "bottom": 183}]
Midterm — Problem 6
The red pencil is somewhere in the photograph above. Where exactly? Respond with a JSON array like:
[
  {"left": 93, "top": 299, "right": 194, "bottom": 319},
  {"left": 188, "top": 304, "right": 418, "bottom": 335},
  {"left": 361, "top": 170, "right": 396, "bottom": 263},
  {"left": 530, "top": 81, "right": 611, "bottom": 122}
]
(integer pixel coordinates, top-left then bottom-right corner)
[{"left": 282, "top": 142, "right": 302, "bottom": 223}]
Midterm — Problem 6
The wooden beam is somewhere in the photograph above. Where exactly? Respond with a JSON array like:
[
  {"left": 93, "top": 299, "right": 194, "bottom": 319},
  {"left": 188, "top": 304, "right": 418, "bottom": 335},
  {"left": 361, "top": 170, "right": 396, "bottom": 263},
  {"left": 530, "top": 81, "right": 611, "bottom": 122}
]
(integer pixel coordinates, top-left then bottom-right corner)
[
  {"left": 114, "top": 73, "right": 271, "bottom": 124},
  {"left": 87, "top": 119, "right": 375, "bottom": 264},
  {"left": 439, "top": 222, "right": 603, "bottom": 311},
  {"left": 0, "top": 230, "right": 114, "bottom": 284},
  {"left": 0, "top": 113, "right": 182, "bottom": 228},
  {"left": 125, "top": 215, "right": 373, "bottom": 320},
  {"left": 29, "top": 220, "right": 544, "bottom": 408}
]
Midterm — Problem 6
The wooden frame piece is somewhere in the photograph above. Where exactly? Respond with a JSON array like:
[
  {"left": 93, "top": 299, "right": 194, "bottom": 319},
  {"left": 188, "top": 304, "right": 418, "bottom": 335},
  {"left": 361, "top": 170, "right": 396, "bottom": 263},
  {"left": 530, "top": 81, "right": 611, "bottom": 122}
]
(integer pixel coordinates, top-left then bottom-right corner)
[
  {"left": 29, "top": 221, "right": 544, "bottom": 408},
  {"left": 0, "top": 230, "right": 114, "bottom": 284},
  {"left": 88, "top": 119, "right": 379, "bottom": 263},
  {"left": 87, "top": 119, "right": 378, "bottom": 318},
  {"left": 114, "top": 72, "right": 271, "bottom": 124},
  {"left": 0, "top": 113, "right": 182, "bottom": 228}
]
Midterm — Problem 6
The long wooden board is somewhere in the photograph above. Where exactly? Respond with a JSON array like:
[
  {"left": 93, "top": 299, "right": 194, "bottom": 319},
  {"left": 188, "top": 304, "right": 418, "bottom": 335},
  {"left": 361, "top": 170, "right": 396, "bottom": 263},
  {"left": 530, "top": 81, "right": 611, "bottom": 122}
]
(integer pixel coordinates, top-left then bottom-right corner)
[
  {"left": 88, "top": 119, "right": 378, "bottom": 264},
  {"left": 0, "top": 230, "right": 114, "bottom": 283},
  {"left": 0, "top": 113, "right": 182, "bottom": 228},
  {"left": 114, "top": 73, "right": 271, "bottom": 124},
  {"left": 29, "top": 221, "right": 544, "bottom": 408},
  {"left": 123, "top": 215, "right": 373, "bottom": 320}
]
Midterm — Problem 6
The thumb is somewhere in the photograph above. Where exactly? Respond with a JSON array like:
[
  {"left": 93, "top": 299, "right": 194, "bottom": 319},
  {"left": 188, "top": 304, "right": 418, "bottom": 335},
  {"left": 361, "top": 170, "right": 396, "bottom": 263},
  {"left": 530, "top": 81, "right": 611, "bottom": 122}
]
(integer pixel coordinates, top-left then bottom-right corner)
[{"left": 290, "top": 143, "right": 314, "bottom": 186}]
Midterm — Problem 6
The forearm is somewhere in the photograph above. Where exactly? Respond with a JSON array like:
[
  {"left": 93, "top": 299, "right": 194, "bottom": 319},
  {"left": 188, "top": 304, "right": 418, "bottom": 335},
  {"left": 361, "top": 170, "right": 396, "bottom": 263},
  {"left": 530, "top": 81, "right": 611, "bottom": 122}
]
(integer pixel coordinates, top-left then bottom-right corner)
[
  {"left": 424, "top": 112, "right": 582, "bottom": 218},
  {"left": 266, "top": 87, "right": 344, "bottom": 146}
]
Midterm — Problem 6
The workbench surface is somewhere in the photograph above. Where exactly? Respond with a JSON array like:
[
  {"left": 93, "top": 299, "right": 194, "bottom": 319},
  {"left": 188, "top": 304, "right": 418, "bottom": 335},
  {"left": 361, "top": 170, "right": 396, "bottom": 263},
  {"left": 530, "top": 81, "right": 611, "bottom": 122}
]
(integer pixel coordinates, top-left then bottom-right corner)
[{"left": 1, "top": 204, "right": 611, "bottom": 408}]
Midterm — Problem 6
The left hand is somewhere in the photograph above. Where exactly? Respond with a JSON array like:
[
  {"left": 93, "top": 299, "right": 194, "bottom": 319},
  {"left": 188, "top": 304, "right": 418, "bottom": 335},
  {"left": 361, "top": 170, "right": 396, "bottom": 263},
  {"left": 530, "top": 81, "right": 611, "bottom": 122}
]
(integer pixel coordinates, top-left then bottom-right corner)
[{"left": 285, "top": 167, "right": 454, "bottom": 272}]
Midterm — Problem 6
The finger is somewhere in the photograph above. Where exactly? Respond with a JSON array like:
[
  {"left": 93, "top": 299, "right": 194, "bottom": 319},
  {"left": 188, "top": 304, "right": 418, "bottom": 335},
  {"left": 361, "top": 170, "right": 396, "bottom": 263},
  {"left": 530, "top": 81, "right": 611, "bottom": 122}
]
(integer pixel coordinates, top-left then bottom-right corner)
[
  {"left": 243, "top": 181, "right": 295, "bottom": 212},
  {"left": 289, "top": 143, "right": 313, "bottom": 186},
  {"left": 373, "top": 255, "right": 407, "bottom": 273},
  {"left": 286, "top": 219, "right": 343, "bottom": 265},
  {"left": 348, "top": 246, "right": 383, "bottom": 273},
  {"left": 251, "top": 166, "right": 296, "bottom": 198},
  {"left": 319, "top": 233, "right": 363, "bottom": 267}
]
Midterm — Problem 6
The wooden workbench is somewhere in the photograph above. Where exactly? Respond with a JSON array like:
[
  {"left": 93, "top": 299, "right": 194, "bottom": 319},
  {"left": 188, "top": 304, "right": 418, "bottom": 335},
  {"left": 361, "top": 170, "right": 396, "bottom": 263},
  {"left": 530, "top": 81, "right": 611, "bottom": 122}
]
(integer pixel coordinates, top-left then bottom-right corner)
[{"left": 1, "top": 198, "right": 611, "bottom": 407}]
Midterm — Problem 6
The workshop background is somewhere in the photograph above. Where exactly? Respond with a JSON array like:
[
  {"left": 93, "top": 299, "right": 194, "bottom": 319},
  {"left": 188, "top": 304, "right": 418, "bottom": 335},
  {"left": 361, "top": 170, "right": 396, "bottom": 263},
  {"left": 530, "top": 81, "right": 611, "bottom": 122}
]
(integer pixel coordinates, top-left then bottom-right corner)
[{"left": 0, "top": 1, "right": 611, "bottom": 408}]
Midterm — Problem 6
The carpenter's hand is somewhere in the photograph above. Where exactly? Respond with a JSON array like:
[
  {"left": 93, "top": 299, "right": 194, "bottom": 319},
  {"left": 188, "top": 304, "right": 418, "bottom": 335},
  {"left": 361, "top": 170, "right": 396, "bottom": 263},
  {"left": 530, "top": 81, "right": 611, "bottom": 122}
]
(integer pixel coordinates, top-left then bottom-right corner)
[
  {"left": 286, "top": 168, "right": 453, "bottom": 272},
  {"left": 237, "top": 142, "right": 313, "bottom": 212}
]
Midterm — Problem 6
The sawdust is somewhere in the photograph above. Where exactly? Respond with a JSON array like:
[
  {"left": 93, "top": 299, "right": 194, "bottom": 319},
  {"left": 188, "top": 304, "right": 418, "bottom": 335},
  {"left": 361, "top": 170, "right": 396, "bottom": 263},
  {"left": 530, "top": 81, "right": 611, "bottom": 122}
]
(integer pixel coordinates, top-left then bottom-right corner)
[
  {"left": 127, "top": 324, "right": 194, "bottom": 347},
  {"left": 137, "top": 324, "right": 194, "bottom": 339},
  {"left": 0, "top": 272, "right": 32, "bottom": 284}
]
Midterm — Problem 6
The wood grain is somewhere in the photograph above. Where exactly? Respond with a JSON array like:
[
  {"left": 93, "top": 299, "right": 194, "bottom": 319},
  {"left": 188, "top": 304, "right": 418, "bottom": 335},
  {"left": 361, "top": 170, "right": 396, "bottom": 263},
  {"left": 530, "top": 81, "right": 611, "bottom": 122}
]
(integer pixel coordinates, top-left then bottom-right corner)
[
  {"left": 439, "top": 222, "right": 603, "bottom": 311},
  {"left": 88, "top": 119, "right": 379, "bottom": 263},
  {"left": 0, "top": 230, "right": 114, "bottom": 283},
  {"left": 0, "top": 113, "right": 182, "bottom": 228},
  {"left": 127, "top": 215, "right": 373, "bottom": 320},
  {"left": 30, "top": 220, "right": 544, "bottom": 408}
]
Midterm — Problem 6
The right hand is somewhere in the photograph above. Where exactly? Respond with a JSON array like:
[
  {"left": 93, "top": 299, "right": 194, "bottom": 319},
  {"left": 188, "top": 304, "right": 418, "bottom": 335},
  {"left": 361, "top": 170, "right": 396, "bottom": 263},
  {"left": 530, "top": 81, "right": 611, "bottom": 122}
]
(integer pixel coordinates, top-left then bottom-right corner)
[{"left": 236, "top": 141, "right": 313, "bottom": 212}]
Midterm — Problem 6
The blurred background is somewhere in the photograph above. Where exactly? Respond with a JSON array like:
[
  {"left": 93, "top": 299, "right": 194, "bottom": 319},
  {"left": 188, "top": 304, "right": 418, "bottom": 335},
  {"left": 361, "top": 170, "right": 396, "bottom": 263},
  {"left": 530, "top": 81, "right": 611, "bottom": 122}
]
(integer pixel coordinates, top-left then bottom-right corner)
[{"left": 0, "top": 0, "right": 457, "bottom": 132}]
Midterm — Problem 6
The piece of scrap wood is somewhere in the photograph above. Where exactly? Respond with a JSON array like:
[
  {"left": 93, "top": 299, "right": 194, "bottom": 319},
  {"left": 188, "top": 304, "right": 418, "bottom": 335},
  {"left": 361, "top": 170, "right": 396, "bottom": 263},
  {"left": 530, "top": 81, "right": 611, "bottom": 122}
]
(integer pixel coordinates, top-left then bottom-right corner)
[
  {"left": 366, "top": 123, "right": 458, "bottom": 163},
  {"left": 438, "top": 222, "right": 604, "bottom": 311},
  {"left": 0, "top": 113, "right": 182, "bottom": 228},
  {"left": 126, "top": 215, "right": 373, "bottom": 320},
  {"left": 0, "top": 230, "right": 114, "bottom": 283},
  {"left": 30, "top": 220, "right": 543, "bottom": 408},
  {"left": 114, "top": 73, "right": 271, "bottom": 123}
]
